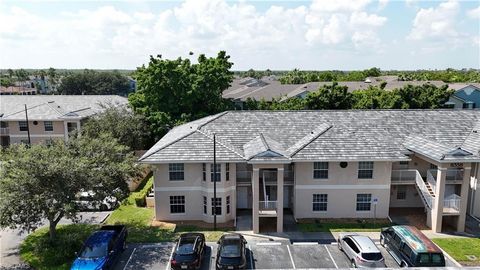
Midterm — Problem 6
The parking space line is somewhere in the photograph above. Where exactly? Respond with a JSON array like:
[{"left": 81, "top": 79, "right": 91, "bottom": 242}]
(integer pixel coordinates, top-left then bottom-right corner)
[
  {"left": 165, "top": 244, "right": 176, "bottom": 270},
  {"left": 292, "top": 242, "right": 318, "bottom": 245},
  {"left": 325, "top": 245, "right": 338, "bottom": 269},
  {"left": 123, "top": 247, "right": 136, "bottom": 270},
  {"left": 286, "top": 245, "right": 296, "bottom": 269},
  {"left": 256, "top": 242, "right": 282, "bottom": 246},
  {"left": 248, "top": 244, "right": 253, "bottom": 270}
]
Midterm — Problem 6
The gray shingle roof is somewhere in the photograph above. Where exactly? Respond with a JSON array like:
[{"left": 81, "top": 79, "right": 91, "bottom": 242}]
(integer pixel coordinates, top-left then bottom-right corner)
[
  {"left": 0, "top": 95, "right": 128, "bottom": 120},
  {"left": 140, "top": 110, "right": 480, "bottom": 163}
]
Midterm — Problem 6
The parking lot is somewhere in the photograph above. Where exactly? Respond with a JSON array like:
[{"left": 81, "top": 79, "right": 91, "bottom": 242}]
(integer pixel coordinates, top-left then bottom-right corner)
[{"left": 114, "top": 240, "right": 456, "bottom": 270}]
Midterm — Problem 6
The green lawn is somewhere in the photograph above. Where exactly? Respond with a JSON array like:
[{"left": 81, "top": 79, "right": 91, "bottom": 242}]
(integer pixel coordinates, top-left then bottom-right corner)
[
  {"left": 298, "top": 220, "right": 391, "bottom": 232},
  {"left": 20, "top": 224, "right": 98, "bottom": 270},
  {"left": 432, "top": 238, "right": 480, "bottom": 266}
]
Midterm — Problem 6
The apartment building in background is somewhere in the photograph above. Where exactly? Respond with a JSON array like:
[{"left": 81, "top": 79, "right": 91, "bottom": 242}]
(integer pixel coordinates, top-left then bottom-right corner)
[
  {"left": 140, "top": 110, "right": 480, "bottom": 234},
  {"left": 0, "top": 95, "right": 128, "bottom": 147}
]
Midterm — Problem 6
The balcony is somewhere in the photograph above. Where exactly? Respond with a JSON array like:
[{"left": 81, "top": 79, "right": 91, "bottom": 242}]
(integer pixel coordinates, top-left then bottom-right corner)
[
  {"left": 259, "top": 200, "right": 277, "bottom": 216},
  {"left": 391, "top": 169, "right": 417, "bottom": 183},
  {"left": 428, "top": 169, "right": 464, "bottom": 182},
  {"left": 443, "top": 194, "right": 461, "bottom": 215},
  {"left": 236, "top": 170, "right": 294, "bottom": 184},
  {"left": 0, "top": 127, "right": 9, "bottom": 135}
]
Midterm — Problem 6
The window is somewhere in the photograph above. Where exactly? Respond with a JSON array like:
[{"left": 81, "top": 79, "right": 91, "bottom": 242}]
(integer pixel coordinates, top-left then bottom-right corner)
[
  {"left": 430, "top": 163, "right": 438, "bottom": 170},
  {"left": 211, "top": 197, "right": 222, "bottom": 215},
  {"left": 169, "top": 196, "right": 185, "bottom": 214},
  {"left": 0, "top": 121, "right": 8, "bottom": 128},
  {"left": 397, "top": 186, "right": 407, "bottom": 200},
  {"left": 203, "top": 196, "right": 207, "bottom": 215},
  {"left": 210, "top": 163, "right": 221, "bottom": 182},
  {"left": 18, "top": 121, "right": 28, "bottom": 131},
  {"left": 226, "top": 196, "right": 230, "bottom": 214},
  {"left": 202, "top": 163, "right": 206, "bottom": 182},
  {"left": 313, "top": 162, "right": 328, "bottom": 179},
  {"left": 358, "top": 162, "right": 374, "bottom": 179},
  {"left": 356, "top": 194, "right": 372, "bottom": 211},
  {"left": 401, "top": 244, "right": 413, "bottom": 258},
  {"left": 312, "top": 194, "right": 328, "bottom": 212},
  {"left": 67, "top": 122, "right": 77, "bottom": 133},
  {"left": 169, "top": 163, "right": 184, "bottom": 181},
  {"left": 226, "top": 163, "right": 230, "bottom": 181},
  {"left": 44, "top": 121, "right": 53, "bottom": 132},
  {"left": 399, "top": 161, "right": 409, "bottom": 169}
]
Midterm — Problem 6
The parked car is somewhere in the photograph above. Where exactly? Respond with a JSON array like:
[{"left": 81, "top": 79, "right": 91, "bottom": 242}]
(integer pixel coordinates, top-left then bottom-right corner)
[
  {"left": 380, "top": 225, "right": 445, "bottom": 267},
  {"left": 216, "top": 234, "right": 248, "bottom": 270},
  {"left": 75, "top": 191, "right": 119, "bottom": 211},
  {"left": 337, "top": 233, "right": 385, "bottom": 268},
  {"left": 71, "top": 225, "right": 127, "bottom": 270},
  {"left": 170, "top": 233, "right": 206, "bottom": 270}
]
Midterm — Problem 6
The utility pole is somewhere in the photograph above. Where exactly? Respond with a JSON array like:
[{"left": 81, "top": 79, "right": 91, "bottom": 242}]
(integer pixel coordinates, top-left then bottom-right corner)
[
  {"left": 213, "top": 133, "right": 217, "bottom": 231},
  {"left": 24, "top": 104, "right": 31, "bottom": 145}
]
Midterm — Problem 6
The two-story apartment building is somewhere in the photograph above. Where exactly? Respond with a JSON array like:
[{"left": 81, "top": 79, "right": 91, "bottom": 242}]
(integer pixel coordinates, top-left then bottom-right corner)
[
  {"left": 0, "top": 95, "right": 128, "bottom": 147},
  {"left": 139, "top": 110, "right": 480, "bottom": 234}
]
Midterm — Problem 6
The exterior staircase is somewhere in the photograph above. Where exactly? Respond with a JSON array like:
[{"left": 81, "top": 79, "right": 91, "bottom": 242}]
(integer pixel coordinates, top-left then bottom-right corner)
[
  {"left": 423, "top": 179, "right": 435, "bottom": 197},
  {"left": 413, "top": 170, "right": 434, "bottom": 209}
]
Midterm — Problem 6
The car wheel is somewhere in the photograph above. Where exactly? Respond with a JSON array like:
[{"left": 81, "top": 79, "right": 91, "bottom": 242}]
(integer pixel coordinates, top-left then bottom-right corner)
[{"left": 351, "top": 259, "right": 357, "bottom": 268}]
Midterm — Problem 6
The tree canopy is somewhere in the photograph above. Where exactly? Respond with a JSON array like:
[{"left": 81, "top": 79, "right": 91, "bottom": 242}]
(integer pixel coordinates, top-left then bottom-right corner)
[
  {"left": 0, "top": 135, "right": 139, "bottom": 240},
  {"left": 129, "top": 51, "right": 234, "bottom": 139},
  {"left": 81, "top": 105, "right": 151, "bottom": 150},
  {"left": 57, "top": 69, "right": 131, "bottom": 96}
]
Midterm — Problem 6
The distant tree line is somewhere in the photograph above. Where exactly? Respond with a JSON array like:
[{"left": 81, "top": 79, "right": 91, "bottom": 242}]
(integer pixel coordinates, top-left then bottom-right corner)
[
  {"left": 243, "top": 83, "right": 454, "bottom": 110},
  {"left": 57, "top": 69, "right": 132, "bottom": 96}
]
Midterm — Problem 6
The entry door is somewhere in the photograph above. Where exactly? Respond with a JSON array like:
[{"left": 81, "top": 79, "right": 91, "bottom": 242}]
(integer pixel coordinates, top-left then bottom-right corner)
[{"left": 237, "top": 187, "right": 248, "bottom": 209}]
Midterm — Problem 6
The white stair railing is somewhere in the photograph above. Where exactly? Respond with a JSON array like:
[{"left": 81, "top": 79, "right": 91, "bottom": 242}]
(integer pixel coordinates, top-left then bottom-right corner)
[
  {"left": 426, "top": 170, "right": 437, "bottom": 193},
  {"left": 415, "top": 170, "right": 434, "bottom": 209}
]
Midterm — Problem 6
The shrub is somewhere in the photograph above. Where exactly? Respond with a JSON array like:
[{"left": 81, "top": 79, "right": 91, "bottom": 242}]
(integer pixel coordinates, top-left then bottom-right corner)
[{"left": 132, "top": 176, "right": 154, "bottom": 207}]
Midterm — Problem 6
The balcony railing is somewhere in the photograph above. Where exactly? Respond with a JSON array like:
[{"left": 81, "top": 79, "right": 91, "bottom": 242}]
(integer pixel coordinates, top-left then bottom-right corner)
[
  {"left": 428, "top": 169, "right": 464, "bottom": 182},
  {"left": 259, "top": 200, "right": 277, "bottom": 216},
  {"left": 391, "top": 170, "right": 417, "bottom": 182},
  {"left": 0, "top": 127, "right": 9, "bottom": 135},
  {"left": 427, "top": 170, "right": 437, "bottom": 192},
  {"left": 443, "top": 194, "right": 461, "bottom": 214}
]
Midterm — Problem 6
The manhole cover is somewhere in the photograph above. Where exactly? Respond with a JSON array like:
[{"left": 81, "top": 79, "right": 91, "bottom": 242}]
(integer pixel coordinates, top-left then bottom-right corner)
[{"left": 466, "top": 255, "right": 477, "bottom": 261}]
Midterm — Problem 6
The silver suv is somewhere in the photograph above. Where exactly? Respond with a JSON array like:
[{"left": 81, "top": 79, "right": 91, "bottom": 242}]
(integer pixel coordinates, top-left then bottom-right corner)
[{"left": 337, "top": 233, "right": 385, "bottom": 268}]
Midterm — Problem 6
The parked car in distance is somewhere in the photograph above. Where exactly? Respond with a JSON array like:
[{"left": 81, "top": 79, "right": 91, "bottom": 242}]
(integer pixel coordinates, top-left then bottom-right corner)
[
  {"left": 71, "top": 225, "right": 127, "bottom": 270},
  {"left": 216, "top": 233, "right": 248, "bottom": 270},
  {"left": 75, "top": 191, "right": 119, "bottom": 211},
  {"left": 170, "top": 233, "right": 206, "bottom": 270},
  {"left": 337, "top": 233, "right": 385, "bottom": 268},
  {"left": 380, "top": 225, "right": 445, "bottom": 267}
]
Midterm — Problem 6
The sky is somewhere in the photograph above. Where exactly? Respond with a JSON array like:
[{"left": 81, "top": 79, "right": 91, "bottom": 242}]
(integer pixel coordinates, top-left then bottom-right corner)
[{"left": 0, "top": 0, "right": 479, "bottom": 70}]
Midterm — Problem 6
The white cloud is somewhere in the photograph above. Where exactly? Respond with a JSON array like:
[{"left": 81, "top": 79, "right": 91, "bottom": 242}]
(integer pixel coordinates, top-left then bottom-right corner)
[
  {"left": 407, "top": 0, "right": 460, "bottom": 41},
  {"left": 378, "top": 0, "right": 389, "bottom": 10},
  {"left": 309, "top": 0, "right": 372, "bottom": 12},
  {"left": 467, "top": 6, "right": 480, "bottom": 19},
  {"left": 350, "top": 11, "right": 387, "bottom": 27}
]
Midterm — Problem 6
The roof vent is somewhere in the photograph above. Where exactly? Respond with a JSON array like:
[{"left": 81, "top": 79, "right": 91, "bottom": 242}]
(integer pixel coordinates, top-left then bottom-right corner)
[{"left": 473, "top": 130, "right": 478, "bottom": 133}]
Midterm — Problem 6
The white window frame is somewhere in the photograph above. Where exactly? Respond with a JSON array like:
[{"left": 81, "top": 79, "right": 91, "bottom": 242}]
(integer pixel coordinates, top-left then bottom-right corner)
[
  {"left": 396, "top": 186, "right": 407, "bottom": 200},
  {"left": 169, "top": 163, "right": 184, "bottom": 181},
  {"left": 210, "top": 163, "right": 221, "bottom": 182},
  {"left": 358, "top": 162, "right": 374, "bottom": 179},
  {"left": 44, "top": 121, "right": 53, "bottom": 132},
  {"left": 356, "top": 194, "right": 372, "bottom": 211},
  {"left": 226, "top": 163, "right": 230, "bottom": 181},
  {"left": 226, "top": 196, "right": 231, "bottom": 214},
  {"left": 313, "top": 162, "right": 329, "bottom": 179},
  {"left": 312, "top": 194, "right": 328, "bottom": 212},
  {"left": 202, "top": 163, "right": 206, "bottom": 182},
  {"left": 18, "top": 121, "right": 28, "bottom": 132},
  {"left": 169, "top": 196, "right": 185, "bottom": 214},
  {"left": 211, "top": 197, "right": 222, "bottom": 215},
  {"left": 203, "top": 196, "right": 207, "bottom": 215}
]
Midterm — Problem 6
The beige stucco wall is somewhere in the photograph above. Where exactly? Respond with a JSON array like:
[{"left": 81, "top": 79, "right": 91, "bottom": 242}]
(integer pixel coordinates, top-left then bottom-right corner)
[
  {"left": 389, "top": 185, "right": 423, "bottom": 208},
  {"left": 153, "top": 163, "right": 236, "bottom": 223},
  {"left": 6, "top": 120, "right": 66, "bottom": 144},
  {"left": 294, "top": 161, "right": 392, "bottom": 219},
  {"left": 392, "top": 155, "right": 432, "bottom": 177}
]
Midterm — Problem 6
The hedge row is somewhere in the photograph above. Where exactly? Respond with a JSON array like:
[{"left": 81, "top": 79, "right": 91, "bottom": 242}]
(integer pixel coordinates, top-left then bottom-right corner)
[{"left": 132, "top": 175, "right": 154, "bottom": 207}]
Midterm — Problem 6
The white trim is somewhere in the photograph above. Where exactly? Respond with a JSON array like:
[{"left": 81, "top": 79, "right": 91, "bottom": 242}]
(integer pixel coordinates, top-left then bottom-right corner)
[
  {"left": 155, "top": 186, "right": 236, "bottom": 193},
  {"left": 9, "top": 134, "right": 64, "bottom": 138},
  {"left": 295, "top": 184, "right": 390, "bottom": 190}
]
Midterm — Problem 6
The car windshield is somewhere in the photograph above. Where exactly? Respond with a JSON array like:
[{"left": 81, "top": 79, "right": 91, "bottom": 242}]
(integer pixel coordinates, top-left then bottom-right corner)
[
  {"left": 80, "top": 242, "right": 108, "bottom": 258},
  {"left": 362, "top": 252, "right": 383, "bottom": 261},
  {"left": 176, "top": 237, "right": 197, "bottom": 255},
  {"left": 220, "top": 240, "right": 241, "bottom": 258}
]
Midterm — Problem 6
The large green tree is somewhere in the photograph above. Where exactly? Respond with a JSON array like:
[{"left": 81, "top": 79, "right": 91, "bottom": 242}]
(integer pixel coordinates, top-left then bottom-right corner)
[
  {"left": 81, "top": 105, "right": 151, "bottom": 150},
  {"left": 304, "top": 83, "right": 353, "bottom": 109},
  {"left": 0, "top": 135, "right": 139, "bottom": 240},
  {"left": 57, "top": 69, "right": 131, "bottom": 96},
  {"left": 129, "top": 51, "right": 234, "bottom": 139}
]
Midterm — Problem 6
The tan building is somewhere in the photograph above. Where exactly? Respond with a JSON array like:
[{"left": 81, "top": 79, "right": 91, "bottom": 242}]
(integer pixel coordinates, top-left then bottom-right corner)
[
  {"left": 140, "top": 110, "right": 480, "bottom": 234},
  {"left": 0, "top": 95, "right": 128, "bottom": 147}
]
